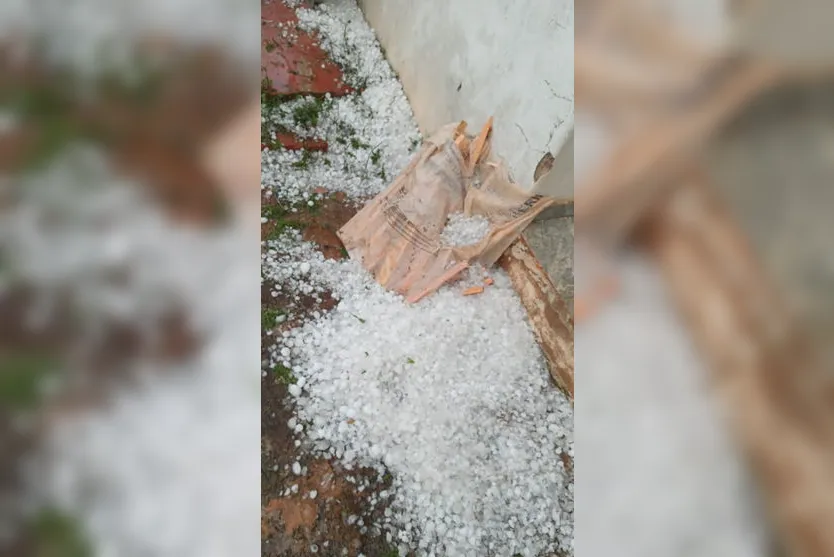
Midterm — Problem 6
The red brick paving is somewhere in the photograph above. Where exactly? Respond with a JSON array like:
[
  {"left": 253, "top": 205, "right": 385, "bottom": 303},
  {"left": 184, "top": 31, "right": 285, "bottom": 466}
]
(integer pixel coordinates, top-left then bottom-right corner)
[
  {"left": 275, "top": 132, "right": 328, "bottom": 151},
  {"left": 262, "top": 0, "right": 353, "bottom": 152},
  {"left": 261, "top": 0, "right": 352, "bottom": 98}
]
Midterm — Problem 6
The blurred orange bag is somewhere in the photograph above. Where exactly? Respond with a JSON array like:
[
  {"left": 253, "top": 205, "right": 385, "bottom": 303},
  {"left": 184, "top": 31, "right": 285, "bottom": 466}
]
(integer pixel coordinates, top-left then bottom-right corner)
[{"left": 338, "top": 118, "right": 556, "bottom": 303}]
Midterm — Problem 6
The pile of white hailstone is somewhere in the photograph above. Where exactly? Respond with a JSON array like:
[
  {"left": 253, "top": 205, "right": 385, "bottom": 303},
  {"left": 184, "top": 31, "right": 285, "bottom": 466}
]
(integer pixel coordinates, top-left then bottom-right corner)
[
  {"left": 440, "top": 212, "right": 492, "bottom": 247},
  {"left": 3, "top": 146, "right": 261, "bottom": 557},
  {"left": 264, "top": 232, "right": 574, "bottom": 556},
  {"left": 261, "top": 0, "right": 421, "bottom": 205}
]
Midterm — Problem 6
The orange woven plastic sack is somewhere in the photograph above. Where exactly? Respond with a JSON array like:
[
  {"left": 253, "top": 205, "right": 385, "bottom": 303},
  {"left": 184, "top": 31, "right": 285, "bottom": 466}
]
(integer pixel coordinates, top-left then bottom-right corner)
[{"left": 338, "top": 118, "right": 557, "bottom": 303}]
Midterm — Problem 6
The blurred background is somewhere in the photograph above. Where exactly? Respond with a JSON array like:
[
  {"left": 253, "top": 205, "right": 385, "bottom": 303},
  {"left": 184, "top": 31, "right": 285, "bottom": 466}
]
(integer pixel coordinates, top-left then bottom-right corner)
[
  {"left": 5, "top": 0, "right": 834, "bottom": 555},
  {"left": 0, "top": 1, "right": 261, "bottom": 555},
  {"left": 574, "top": 0, "right": 834, "bottom": 556}
]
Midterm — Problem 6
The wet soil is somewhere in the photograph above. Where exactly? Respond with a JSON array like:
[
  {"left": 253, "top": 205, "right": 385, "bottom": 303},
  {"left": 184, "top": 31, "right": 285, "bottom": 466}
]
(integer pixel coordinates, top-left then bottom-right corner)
[{"left": 261, "top": 191, "right": 405, "bottom": 556}]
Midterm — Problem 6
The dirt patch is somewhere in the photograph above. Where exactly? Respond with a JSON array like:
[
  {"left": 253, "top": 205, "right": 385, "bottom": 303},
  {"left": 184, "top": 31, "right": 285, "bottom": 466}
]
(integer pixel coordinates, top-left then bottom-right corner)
[
  {"left": 261, "top": 363, "right": 398, "bottom": 557},
  {"left": 261, "top": 277, "right": 339, "bottom": 342},
  {"left": 266, "top": 497, "right": 319, "bottom": 536},
  {"left": 261, "top": 190, "right": 402, "bottom": 555},
  {"left": 261, "top": 191, "right": 360, "bottom": 255},
  {"left": 302, "top": 225, "right": 345, "bottom": 260},
  {"left": 260, "top": 193, "right": 357, "bottom": 331}
]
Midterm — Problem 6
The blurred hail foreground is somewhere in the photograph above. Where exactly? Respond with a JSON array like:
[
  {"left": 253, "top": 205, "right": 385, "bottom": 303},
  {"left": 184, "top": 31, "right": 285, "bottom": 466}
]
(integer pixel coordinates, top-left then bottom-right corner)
[
  {"left": 574, "top": 1, "right": 834, "bottom": 557},
  {"left": 0, "top": 0, "right": 261, "bottom": 556}
]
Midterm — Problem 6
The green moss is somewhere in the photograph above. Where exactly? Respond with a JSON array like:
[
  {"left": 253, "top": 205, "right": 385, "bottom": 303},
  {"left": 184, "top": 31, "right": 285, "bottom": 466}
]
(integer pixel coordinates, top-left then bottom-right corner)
[
  {"left": 260, "top": 76, "right": 278, "bottom": 106},
  {"left": 261, "top": 198, "right": 323, "bottom": 241},
  {"left": 291, "top": 97, "right": 325, "bottom": 129},
  {"left": 262, "top": 202, "right": 296, "bottom": 240},
  {"left": 261, "top": 202, "right": 286, "bottom": 222},
  {"left": 0, "top": 352, "right": 56, "bottom": 411},
  {"left": 262, "top": 307, "right": 285, "bottom": 331},
  {"left": 274, "top": 363, "right": 297, "bottom": 385},
  {"left": 29, "top": 117, "right": 83, "bottom": 171},
  {"left": 334, "top": 120, "right": 357, "bottom": 138},
  {"left": 290, "top": 149, "right": 315, "bottom": 170},
  {"left": 260, "top": 76, "right": 292, "bottom": 126},
  {"left": 32, "top": 508, "right": 92, "bottom": 557},
  {"left": 2, "top": 82, "right": 79, "bottom": 171},
  {"left": 3, "top": 64, "right": 164, "bottom": 172},
  {"left": 349, "top": 137, "right": 370, "bottom": 150},
  {"left": 370, "top": 148, "right": 382, "bottom": 166}
]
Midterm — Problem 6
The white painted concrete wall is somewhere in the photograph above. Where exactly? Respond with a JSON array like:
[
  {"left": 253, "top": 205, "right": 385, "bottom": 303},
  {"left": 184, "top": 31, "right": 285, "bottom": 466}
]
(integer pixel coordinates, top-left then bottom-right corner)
[{"left": 358, "top": 0, "right": 574, "bottom": 193}]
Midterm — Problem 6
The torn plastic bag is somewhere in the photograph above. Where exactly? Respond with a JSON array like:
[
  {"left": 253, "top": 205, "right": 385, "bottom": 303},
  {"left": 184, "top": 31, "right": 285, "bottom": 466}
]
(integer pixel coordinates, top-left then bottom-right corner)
[{"left": 338, "top": 118, "right": 557, "bottom": 303}]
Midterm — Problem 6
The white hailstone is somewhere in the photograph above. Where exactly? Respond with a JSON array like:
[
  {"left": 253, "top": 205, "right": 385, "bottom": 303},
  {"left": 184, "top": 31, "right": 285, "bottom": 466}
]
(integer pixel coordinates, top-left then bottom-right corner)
[
  {"left": 258, "top": 3, "right": 573, "bottom": 557},
  {"left": 309, "top": 490, "right": 317, "bottom": 500},
  {"left": 292, "top": 462, "right": 302, "bottom": 476},
  {"left": 440, "top": 212, "right": 491, "bottom": 247},
  {"left": 271, "top": 252, "right": 574, "bottom": 555}
]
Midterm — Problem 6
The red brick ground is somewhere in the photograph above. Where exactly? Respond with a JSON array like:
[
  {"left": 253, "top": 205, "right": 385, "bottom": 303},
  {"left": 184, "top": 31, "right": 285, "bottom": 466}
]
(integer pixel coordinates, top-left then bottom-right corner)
[
  {"left": 261, "top": 0, "right": 352, "bottom": 98},
  {"left": 262, "top": 0, "right": 353, "bottom": 152}
]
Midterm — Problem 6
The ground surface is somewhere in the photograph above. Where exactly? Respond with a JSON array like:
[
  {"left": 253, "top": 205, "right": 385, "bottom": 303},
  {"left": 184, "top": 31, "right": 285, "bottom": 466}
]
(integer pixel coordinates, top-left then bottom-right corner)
[
  {"left": 260, "top": 2, "right": 573, "bottom": 556},
  {"left": 260, "top": 2, "right": 403, "bottom": 555}
]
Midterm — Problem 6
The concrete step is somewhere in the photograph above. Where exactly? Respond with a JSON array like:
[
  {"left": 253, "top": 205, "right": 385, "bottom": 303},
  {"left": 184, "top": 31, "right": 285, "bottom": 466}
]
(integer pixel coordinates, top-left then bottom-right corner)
[{"left": 524, "top": 216, "right": 574, "bottom": 314}]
